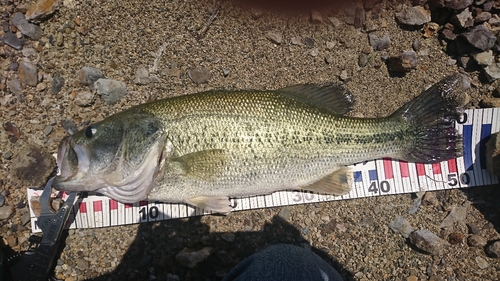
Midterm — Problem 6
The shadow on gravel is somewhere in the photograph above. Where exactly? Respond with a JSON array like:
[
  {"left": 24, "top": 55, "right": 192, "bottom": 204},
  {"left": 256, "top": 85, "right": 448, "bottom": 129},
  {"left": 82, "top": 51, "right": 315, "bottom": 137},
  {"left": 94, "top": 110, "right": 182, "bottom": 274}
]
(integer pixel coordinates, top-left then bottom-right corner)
[
  {"left": 461, "top": 139, "right": 500, "bottom": 234},
  {"left": 85, "top": 214, "right": 353, "bottom": 281}
]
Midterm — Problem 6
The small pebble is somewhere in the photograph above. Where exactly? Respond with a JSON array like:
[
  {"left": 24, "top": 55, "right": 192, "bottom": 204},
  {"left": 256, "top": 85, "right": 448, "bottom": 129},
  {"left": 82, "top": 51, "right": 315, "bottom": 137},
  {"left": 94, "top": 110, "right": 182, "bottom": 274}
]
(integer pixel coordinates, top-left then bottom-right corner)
[
  {"left": 328, "top": 17, "right": 342, "bottom": 29},
  {"left": 422, "top": 192, "right": 439, "bottom": 207},
  {"left": 36, "top": 82, "right": 46, "bottom": 92},
  {"left": 63, "top": 120, "right": 78, "bottom": 135},
  {"left": 440, "top": 205, "right": 468, "bottom": 228},
  {"left": 0, "top": 205, "right": 14, "bottom": 220},
  {"left": 75, "top": 258, "right": 89, "bottom": 270},
  {"left": 303, "top": 37, "right": 314, "bottom": 48},
  {"left": 4, "top": 121, "right": 21, "bottom": 143},
  {"left": 309, "top": 48, "right": 319, "bottom": 57},
  {"left": 443, "top": 0, "right": 472, "bottom": 10},
  {"left": 79, "top": 67, "right": 105, "bottom": 87},
  {"left": 310, "top": 10, "right": 323, "bottom": 23},
  {"left": 407, "top": 275, "right": 418, "bottom": 281},
  {"left": 368, "top": 33, "right": 390, "bottom": 51},
  {"left": 475, "top": 256, "right": 489, "bottom": 269},
  {"left": 448, "top": 232, "right": 464, "bottom": 244},
  {"left": 55, "top": 32, "right": 64, "bottom": 47},
  {"left": 51, "top": 76, "right": 65, "bottom": 94},
  {"left": 475, "top": 12, "right": 492, "bottom": 24},
  {"left": 134, "top": 65, "right": 150, "bottom": 85},
  {"left": 0, "top": 194, "right": 4, "bottom": 207},
  {"left": 1, "top": 32, "right": 26, "bottom": 50},
  {"left": 326, "top": 41, "right": 336, "bottom": 50},
  {"left": 386, "top": 51, "right": 417, "bottom": 73},
  {"left": 466, "top": 223, "right": 481, "bottom": 234},
  {"left": 278, "top": 207, "right": 292, "bottom": 221},
  {"left": 412, "top": 40, "right": 421, "bottom": 52},
  {"left": 266, "top": 31, "right": 282, "bottom": 45},
  {"left": 3, "top": 151, "right": 13, "bottom": 160},
  {"left": 461, "top": 25, "right": 496, "bottom": 51},
  {"left": 290, "top": 36, "right": 302, "bottom": 46},
  {"left": 467, "top": 234, "right": 487, "bottom": 248},
  {"left": 389, "top": 215, "right": 414, "bottom": 238},
  {"left": 11, "top": 12, "right": 42, "bottom": 40},
  {"left": 324, "top": 55, "right": 333, "bottom": 64},
  {"left": 450, "top": 8, "right": 473, "bottom": 28},
  {"left": 446, "top": 58, "right": 457, "bottom": 66},
  {"left": 7, "top": 79, "right": 23, "bottom": 100},
  {"left": 339, "top": 70, "right": 348, "bottom": 81},
  {"left": 21, "top": 211, "right": 31, "bottom": 225},
  {"left": 175, "top": 247, "right": 212, "bottom": 268},
  {"left": 187, "top": 67, "right": 211, "bottom": 84},
  {"left": 473, "top": 50, "right": 494, "bottom": 66},
  {"left": 94, "top": 79, "right": 128, "bottom": 104},
  {"left": 26, "top": 0, "right": 60, "bottom": 22},
  {"left": 409, "top": 229, "right": 449, "bottom": 255},
  {"left": 395, "top": 6, "right": 431, "bottom": 26},
  {"left": 222, "top": 68, "right": 230, "bottom": 77},
  {"left": 43, "top": 125, "right": 53, "bottom": 136},
  {"left": 358, "top": 53, "right": 368, "bottom": 67},
  {"left": 484, "top": 63, "right": 500, "bottom": 82},
  {"left": 19, "top": 60, "right": 38, "bottom": 86}
]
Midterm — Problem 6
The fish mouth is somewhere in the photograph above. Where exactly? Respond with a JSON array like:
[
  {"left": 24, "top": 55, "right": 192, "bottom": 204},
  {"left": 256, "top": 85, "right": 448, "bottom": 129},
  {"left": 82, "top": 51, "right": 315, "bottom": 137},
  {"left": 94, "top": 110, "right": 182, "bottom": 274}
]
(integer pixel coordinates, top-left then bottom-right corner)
[{"left": 54, "top": 136, "right": 92, "bottom": 190}]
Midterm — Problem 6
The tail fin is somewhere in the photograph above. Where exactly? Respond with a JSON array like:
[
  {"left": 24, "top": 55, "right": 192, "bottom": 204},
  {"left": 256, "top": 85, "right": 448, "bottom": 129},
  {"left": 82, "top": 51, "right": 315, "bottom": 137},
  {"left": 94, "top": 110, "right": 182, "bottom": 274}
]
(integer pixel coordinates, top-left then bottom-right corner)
[{"left": 393, "top": 74, "right": 469, "bottom": 164}]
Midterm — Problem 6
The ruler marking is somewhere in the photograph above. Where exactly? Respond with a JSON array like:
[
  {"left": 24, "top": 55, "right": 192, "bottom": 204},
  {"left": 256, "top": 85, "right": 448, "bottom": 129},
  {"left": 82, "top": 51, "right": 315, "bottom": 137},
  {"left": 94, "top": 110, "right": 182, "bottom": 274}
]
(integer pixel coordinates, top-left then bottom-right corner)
[{"left": 471, "top": 110, "right": 483, "bottom": 186}]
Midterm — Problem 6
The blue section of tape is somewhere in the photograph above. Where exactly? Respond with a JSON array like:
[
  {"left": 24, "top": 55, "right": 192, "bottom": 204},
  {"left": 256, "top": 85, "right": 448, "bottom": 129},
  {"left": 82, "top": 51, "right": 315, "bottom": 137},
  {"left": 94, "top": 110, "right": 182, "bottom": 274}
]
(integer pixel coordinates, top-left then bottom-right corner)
[{"left": 463, "top": 124, "right": 473, "bottom": 171}]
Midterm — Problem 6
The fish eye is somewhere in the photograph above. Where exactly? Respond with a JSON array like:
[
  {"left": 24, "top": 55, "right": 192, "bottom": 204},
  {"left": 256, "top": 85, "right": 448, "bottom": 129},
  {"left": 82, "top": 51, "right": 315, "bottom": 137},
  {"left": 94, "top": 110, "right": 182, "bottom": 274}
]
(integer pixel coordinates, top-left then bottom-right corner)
[{"left": 85, "top": 125, "right": 97, "bottom": 139}]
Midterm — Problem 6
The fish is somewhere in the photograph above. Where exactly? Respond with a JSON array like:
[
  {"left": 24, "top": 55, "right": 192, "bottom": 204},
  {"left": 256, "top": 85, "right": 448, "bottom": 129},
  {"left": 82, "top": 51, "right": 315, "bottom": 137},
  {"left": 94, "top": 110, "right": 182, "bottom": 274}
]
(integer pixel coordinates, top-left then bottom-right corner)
[{"left": 53, "top": 74, "right": 469, "bottom": 213}]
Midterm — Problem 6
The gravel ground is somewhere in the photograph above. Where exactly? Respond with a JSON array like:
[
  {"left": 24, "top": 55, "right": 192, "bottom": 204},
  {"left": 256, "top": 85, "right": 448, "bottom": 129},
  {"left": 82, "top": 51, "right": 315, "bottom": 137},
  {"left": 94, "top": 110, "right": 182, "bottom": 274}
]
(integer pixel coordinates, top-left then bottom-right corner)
[{"left": 1, "top": 0, "right": 500, "bottom": 280}]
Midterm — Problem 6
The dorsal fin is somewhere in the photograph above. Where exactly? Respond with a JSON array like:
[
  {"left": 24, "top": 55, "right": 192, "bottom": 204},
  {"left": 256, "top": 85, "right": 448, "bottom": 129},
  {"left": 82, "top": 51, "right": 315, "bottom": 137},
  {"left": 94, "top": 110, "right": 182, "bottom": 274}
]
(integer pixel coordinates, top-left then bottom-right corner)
[{"left": 277, "top": 84, "right": 355, "bottom": 115}]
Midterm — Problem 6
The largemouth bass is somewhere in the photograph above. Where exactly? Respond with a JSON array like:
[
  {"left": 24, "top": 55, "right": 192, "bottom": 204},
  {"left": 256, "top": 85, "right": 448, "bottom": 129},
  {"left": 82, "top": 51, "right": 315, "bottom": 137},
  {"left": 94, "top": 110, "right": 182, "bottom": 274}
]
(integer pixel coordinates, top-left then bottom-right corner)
[{"left": 54, "top": 74, "right": 468, "bottom": 213}]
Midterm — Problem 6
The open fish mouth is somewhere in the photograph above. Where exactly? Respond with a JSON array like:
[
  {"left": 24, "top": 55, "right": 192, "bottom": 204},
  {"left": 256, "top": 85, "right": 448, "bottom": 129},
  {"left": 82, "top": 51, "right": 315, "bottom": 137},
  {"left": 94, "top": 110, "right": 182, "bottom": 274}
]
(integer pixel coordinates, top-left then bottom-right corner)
[
  {"left": 53, "top": 134, "right": 168, "bottom": 202},
  {"left": 54, "top": 136, "right": 91, "bottom": 187}
]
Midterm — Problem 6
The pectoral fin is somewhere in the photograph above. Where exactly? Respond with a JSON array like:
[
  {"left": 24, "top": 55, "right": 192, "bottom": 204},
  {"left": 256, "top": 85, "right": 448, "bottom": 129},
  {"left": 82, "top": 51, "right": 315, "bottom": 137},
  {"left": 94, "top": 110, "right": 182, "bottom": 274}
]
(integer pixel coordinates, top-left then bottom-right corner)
[
  {"left": 173, "top": 149, "right": 227, "bottom": 180},
  {"left": 301, "top": 168, "right": 352, "bottom": 195},
  {"left": 186, "top": 196, "right": 233, "bottom": 214}
]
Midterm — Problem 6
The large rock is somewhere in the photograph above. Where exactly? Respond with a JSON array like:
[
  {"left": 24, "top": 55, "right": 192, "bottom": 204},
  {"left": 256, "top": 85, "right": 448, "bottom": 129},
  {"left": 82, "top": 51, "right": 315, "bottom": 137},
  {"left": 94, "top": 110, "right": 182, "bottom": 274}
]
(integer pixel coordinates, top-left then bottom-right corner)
[
  {"left": 11, "top": 12, "right": 42, "bottom": 40},
  {"left": 18, "top": 60, "right": 38, "bottom": 86},
  {"left": 485, "top": 132, "right": 500, "bottom": 176},
  {"left": 395, "top": 6, "right": 431, "bottom": 26},
  {"left": 79, "top": 67, "right": 105, "bottom": 87},
  {"left": 461, "top": 25, "right": 496, "bottom": 51},
  {"left": 409, "top": 229, "right": 449, "bottom": 255},
  {"left": 94, "top": 79, "right": 128, "bottom": 104},
  {"left": 26, "top": 0, "right": 60, "bottom": 22},
  {"left": 386, "top": 51, "right": 418, "bottom": 73},
  {"left": 368, "top": 33, "right": 391, "bottom": 51}
]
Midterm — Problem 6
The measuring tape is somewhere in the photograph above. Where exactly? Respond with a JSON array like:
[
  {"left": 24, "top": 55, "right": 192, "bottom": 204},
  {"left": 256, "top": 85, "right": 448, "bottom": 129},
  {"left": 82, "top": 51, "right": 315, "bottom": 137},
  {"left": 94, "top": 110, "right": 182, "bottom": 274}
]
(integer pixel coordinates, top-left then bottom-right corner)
[{"left": 27, "top": 108, "right": 500, "bottom": 233}]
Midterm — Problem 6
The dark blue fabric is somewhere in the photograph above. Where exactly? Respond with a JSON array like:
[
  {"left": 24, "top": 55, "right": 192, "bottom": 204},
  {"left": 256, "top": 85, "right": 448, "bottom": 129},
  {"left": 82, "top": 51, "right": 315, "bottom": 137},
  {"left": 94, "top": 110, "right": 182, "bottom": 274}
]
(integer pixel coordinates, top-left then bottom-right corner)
[{"left": 222, "top": 244, "right": 343, "bottom": 281}]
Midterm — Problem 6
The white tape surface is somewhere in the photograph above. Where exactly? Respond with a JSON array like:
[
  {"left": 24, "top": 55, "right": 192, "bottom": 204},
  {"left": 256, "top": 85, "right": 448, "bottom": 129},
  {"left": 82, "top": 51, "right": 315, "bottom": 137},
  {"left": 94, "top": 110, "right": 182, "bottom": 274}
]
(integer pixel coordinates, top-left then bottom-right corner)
[{"left": 27, "top": 108, "right": 500, "bottom": 232}]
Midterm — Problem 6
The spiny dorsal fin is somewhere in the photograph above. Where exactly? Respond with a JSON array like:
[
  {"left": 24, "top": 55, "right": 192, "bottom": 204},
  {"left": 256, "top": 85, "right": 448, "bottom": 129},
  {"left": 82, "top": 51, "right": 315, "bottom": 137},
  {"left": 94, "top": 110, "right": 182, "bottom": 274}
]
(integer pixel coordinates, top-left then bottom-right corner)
[
  {"left": 300, "top": 167, "right": 353, "bottom": 195},
  {"left": 277, "top": 84, "right": 354, "bottom": 115},
  {"left": 173, "top": 149, "right": 227, "bottom": 180}
]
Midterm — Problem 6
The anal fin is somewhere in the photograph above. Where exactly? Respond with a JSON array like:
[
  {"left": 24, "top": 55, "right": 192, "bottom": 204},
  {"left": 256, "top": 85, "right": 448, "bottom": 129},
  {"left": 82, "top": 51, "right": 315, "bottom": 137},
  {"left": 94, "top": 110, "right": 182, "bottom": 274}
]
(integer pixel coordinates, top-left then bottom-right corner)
[
  {"left": 301, "top": 168, "right": 352, "bottom": 195},
  {"left": 186, "top": 195, "right": 233, "bottom": 214}
]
